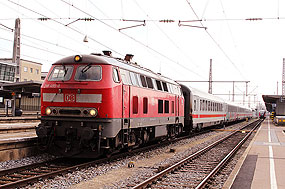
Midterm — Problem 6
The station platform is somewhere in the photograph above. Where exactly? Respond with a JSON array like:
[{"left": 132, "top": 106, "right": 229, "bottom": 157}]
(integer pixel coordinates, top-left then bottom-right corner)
[
  {"left": 0, "top": 122, "right": 38, "bottom": 162},
  {"left": 0, "top": 114, "right": 40, "bottom": 123},
  {"left": 224, "top": 118, "right": 285, "bottom": 188}
]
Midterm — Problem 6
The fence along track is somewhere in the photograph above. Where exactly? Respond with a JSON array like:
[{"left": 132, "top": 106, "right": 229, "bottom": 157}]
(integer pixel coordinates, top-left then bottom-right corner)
[{"left": 132, "top": 119, "right": 263, "bottom": 189}]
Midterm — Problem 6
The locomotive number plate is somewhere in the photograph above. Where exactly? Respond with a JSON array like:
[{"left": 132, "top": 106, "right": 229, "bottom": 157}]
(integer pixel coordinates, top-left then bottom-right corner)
[{"left": 64, "top": 94, "right": 76, "bottom": 103}]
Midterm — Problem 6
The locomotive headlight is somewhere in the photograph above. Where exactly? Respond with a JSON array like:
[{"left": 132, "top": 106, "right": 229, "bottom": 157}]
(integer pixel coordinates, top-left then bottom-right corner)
[
  {"left": 89, "top": 109, "right": 98, "bottom": 116},
  {"left": 46, "top": 107, "right": 52, "bottom": 115},
  {"left": 74, "top": 55, "right": 82, "bottom": 62}
]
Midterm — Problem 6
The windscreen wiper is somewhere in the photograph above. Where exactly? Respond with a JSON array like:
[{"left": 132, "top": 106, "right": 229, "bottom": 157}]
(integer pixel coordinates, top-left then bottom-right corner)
[
  {"left": 62, "top": 64, "right": 67, "bottom": 76},
  {"left": 81, "top": 63, "right": 92, "bottom": 73}
]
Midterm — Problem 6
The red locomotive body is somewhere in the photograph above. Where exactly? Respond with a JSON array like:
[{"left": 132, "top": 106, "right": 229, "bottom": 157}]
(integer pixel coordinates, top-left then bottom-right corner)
[{"left": 36, "top": 54, "right": 185, "bottom": 157}]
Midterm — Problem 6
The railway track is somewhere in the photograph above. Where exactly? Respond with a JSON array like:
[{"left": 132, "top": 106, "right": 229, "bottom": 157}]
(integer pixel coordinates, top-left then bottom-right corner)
[
  {"left": 0, "top": 120, "right": 254, "bottom": 188},
  {"left": 0, "top": 158, "right": 91, "bottom": 188},
  {"left": 132, "top": 119, "right": 263, "bottom": 189},
  {"left": 0, "top": 126, "right": 211, "bottom": 188}
]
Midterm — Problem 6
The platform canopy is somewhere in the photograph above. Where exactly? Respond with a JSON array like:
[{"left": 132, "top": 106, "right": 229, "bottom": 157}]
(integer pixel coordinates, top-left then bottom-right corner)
[
  {"left": 262, "top": 95, "right": 285, "bottom": 112},
  {"left": 0, "top": 81, "right": 42, "bottom": 98}
]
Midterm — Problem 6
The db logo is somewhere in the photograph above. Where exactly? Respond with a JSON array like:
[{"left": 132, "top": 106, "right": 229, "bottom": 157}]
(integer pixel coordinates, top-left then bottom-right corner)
[{"left": 64, "top": 94, "right": 75, "bottom": 103}]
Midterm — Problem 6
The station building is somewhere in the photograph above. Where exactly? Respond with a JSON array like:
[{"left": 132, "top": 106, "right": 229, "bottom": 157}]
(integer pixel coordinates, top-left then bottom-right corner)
[{"left": 0, "top": 59, "right": 43, "bottom": 115}]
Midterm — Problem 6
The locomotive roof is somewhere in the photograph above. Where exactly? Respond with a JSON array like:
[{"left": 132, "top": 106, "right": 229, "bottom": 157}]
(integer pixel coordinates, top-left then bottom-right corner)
[{"left": 54, "top": 54, "right": 178, "bottom": 85}]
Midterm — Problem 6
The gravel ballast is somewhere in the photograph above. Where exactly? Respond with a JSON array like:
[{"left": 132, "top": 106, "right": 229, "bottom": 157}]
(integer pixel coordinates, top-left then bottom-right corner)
[{"left": 0, "top": 120, "right": 257, "bottom": 188}]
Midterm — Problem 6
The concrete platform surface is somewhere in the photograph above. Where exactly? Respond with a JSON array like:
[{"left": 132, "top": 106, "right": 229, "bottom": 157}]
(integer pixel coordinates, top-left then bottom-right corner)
[
  {"left": 225, "top": 118, "right": 285, "bottom": 189},
  {"left": 0, "top": 122, "right": 39, "bottom": 129},
  {"left": 0, "top": 131, "right": 37, "bottom": 144},
  {"left": 0, "top": 122, "right": 38, "bottom": 144}
]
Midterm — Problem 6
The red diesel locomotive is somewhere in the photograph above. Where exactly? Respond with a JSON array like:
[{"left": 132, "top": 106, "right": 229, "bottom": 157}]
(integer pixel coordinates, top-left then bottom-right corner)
[{"left": 36, "top": 52, "right": 185, "bottom": 157}]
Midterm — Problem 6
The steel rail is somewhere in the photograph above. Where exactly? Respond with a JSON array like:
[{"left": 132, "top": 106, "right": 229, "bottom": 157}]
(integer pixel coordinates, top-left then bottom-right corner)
[
  {"left": 0, "top": 120, "right": 253, "bottom": 188},
  {"left": 195, "top": 119, "right": 262, "bottom": 188},
  {"left": 0, "top": 125, "right": 213, "bottom": 188},
  {"left": 132, "top": 119, "right": 262, "bottom": 189}
]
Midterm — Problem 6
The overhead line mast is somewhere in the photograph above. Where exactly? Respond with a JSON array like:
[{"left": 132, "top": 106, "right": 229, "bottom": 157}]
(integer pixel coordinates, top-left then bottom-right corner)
[
  {"left": 208, "top": 59, "right": 212, "bottom": 94},
  {"left": 12, "top": 18, "right": 20, "bottom": 82}
]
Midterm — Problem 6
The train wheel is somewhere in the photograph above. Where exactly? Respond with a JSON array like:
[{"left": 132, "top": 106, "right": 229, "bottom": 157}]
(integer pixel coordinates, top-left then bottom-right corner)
[
  {"left": 143, "top": 130, "right": 149, "bottom": 144},
  {"left": 196, "top": 124, "right": 202, "bottom": 132},
  {"left": 104, "top": 149, "right": 112, "bottom": 158}
]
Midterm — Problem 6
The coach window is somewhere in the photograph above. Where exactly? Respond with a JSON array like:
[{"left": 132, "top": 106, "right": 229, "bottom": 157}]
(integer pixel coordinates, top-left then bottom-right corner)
[
  {"left": 156, "top": 80, "right": 162, "bottom": 91},
  {"left": 140, "top": 75, "right": 147, "bottom": 87},
  {"left": 194, "top": 100, "right": 196, "bottom": 111},
  {"left": 208, "top": 101, "right": 210, "bottom": 111},
  {"left": 171, "top": 101, "right": 174, "bottom": 113},
  {"left": 130, "top": 72, "right": 139, "bottom": 86},
  {"left": 208, "top": 101, "right": 211, "bottom": 111},
  {"left": 143, "top": 97, "right": 148, "bottom": 114},
  {"left": 200, "top": 100, "right": 202, "bottom": 111},
  {"left": 133, "top": 96, "right": 138, "bottom": 114},
  {"left": 146, "top": 77, "right": 154, "bottom": 89},
  {"left": 162, "top": 82, "right": 168, "bottom": 92},
  {"left": 158, "top": 100, "right": 163, "bottom": 113},
  {"left": 165, "top": 100, "right": 169, "bottom": 113},
  {"left": 113, "top": 68, "right": 120, "bottom": 83}
]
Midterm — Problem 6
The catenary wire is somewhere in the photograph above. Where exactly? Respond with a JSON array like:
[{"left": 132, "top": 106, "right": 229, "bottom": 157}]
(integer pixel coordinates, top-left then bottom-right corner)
[
  {"left": 133, "top": 0, "right": 202, "bottom": 70},
  {"left": 7, "top": 0, "right": 123, "bottom": 56},
  {"left": 59, "top": 0, "right": 205, "bottom": 78},
  {"left": 1, "top": 1, "right": 96, "bottom": 56},
  {"left": 184, "top": 0, "right": 247, "bottom": 80}
]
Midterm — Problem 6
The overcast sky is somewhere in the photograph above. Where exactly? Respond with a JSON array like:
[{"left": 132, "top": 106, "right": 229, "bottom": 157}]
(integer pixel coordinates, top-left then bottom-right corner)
[{"left": 0, "top": 0, "right": 284, "bottom": 108}]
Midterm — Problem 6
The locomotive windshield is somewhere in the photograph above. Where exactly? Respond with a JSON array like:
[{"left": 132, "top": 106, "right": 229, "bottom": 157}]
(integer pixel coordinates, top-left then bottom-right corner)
[
  {"left": 48, "top": 65, "right": 73, "bottom": 81},
  {"left": 75, "top": 65, "right": 102, "bottom": 81}
]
